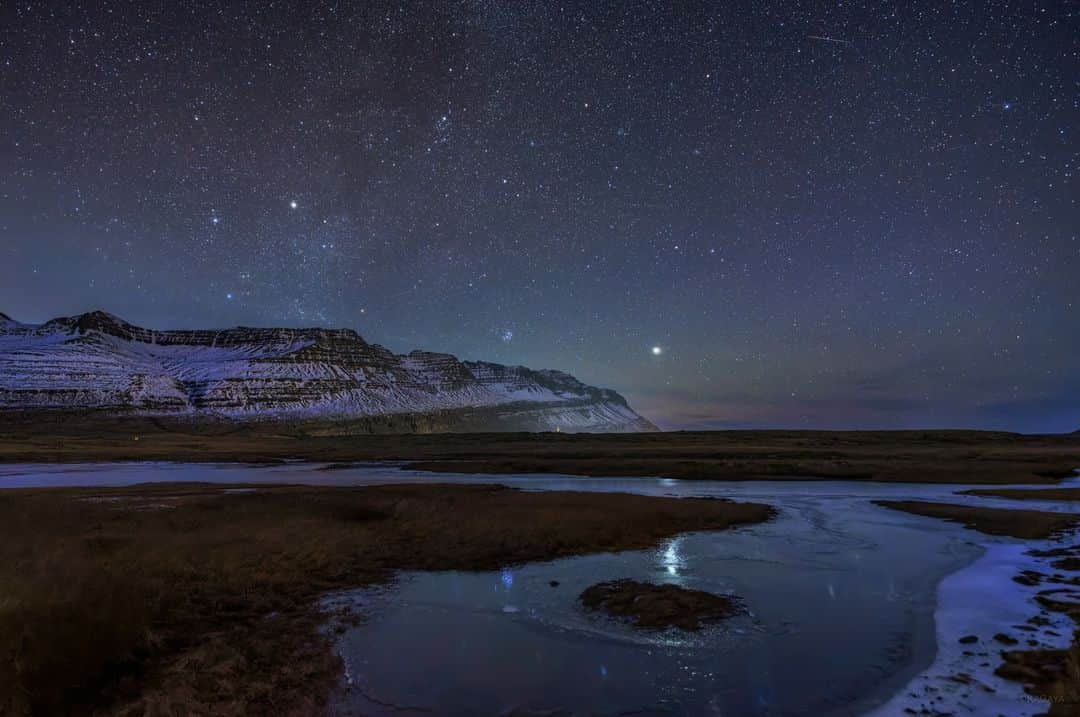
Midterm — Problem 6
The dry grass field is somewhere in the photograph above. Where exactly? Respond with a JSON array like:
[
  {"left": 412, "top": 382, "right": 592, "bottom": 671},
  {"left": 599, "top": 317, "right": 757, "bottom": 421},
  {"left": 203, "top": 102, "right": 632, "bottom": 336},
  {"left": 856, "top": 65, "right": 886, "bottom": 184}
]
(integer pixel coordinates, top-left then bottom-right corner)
[
  {"left": 0, "top": 481, "right": 772, "bottom": 715},
  {"left": 872, "top": 500, "right": 1080, "bottom": 539},
  {"left": 2, "top": 412, "right": 1078, "bottom": 484}
]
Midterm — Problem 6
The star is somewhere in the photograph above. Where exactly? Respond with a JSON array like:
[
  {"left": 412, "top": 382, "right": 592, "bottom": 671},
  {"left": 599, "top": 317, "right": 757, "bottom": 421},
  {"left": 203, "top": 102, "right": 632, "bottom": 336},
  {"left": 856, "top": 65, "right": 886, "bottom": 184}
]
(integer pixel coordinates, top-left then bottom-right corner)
[{"left": 3, "top": 0, "right": 1075, "bottom": 434}]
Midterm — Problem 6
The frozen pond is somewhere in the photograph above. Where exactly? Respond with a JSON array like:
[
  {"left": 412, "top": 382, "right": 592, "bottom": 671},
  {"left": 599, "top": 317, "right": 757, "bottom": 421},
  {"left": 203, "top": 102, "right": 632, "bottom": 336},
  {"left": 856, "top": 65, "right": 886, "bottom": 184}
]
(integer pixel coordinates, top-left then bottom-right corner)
[
  {"left": 2, "top": 462, "right": 1078, "bottom": 715},
  {"left": 328, "top": 497, "right": 978, "bottom": 716}
]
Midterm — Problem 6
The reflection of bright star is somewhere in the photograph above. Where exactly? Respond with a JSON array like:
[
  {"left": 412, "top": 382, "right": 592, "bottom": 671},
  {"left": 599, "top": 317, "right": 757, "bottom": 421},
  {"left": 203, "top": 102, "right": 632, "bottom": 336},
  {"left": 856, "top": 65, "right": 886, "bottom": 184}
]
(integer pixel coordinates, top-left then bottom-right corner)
[
  {"left": 651, "top": 346, "right": 662, "bottom": 355},
  {"left": 663, "top": 540, "right": 681, "bottom": 575},
  {"left": 289, "top": 200, "right": 298, "bottom": 209}
]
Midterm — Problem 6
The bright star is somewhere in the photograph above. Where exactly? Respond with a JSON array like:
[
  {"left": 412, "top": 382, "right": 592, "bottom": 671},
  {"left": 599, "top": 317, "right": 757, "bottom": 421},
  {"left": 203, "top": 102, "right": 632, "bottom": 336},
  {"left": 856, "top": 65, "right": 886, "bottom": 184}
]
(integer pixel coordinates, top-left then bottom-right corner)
[
  {"left": 651, "top": 346, "right": 662, "bottom": 356},
  {"left": 289, "top": 200, "right": 298, "bottom": 209}
]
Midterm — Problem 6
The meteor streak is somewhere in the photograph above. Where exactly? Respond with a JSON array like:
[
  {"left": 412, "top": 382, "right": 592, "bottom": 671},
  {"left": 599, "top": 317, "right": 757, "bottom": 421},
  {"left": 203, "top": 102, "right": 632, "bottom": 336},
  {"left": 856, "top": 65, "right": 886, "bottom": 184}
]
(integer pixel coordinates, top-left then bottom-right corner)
[{"left": 807, "top": 35, "right": 853, "bottom": 45}]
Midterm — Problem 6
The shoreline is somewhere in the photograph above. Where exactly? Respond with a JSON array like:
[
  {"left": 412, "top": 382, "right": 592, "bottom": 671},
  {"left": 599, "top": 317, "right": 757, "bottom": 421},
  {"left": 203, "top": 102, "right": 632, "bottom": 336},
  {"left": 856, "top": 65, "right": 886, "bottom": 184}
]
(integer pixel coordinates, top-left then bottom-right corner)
[
  {"left": 312, "top": 481, "right": 1001, "bottom": 717},
  {"left": 867, "top": 536, "right": 1076, "bottom": 716},
  {"left": 318, "top": 498, "right": 1080, "bottom": 717},
  {"left": 3, "top": 461, "right": 1078, "bottom": 715},
  {"left": 0, "top": 480, "right": 773, "bottom": 715},
  {"left": 837, "top": 536, "right": 984, "bottom": 717}
]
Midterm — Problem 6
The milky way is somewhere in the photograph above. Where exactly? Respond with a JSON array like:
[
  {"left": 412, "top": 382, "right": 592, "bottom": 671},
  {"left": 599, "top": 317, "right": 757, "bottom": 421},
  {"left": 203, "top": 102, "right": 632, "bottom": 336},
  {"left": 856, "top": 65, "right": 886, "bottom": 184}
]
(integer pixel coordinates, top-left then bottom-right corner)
[{"left": 1, "top": 1, "right": 1077, "bottom": 430}]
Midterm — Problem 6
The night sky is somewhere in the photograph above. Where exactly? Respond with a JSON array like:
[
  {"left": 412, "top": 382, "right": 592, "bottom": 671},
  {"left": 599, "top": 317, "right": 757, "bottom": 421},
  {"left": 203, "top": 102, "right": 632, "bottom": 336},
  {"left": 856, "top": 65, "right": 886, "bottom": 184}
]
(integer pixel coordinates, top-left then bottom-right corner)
[{"left": 2, "top": 2, "right": 1077, "bottom": 432}]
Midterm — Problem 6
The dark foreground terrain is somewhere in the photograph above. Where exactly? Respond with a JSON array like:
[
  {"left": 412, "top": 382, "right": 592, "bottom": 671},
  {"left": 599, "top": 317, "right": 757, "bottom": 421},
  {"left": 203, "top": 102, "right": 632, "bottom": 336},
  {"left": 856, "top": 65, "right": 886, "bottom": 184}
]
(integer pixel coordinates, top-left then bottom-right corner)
[
  {"left": 0, "top": 481, "right": 772, "bottom": 716},
  {"left": 3, "top": 417, "right": 1080, "bottom": 714},
  {"left": 2, "top": 412, "right": 1079, "bottom": 484},
  {"left": 874, "top": 500, "right": 1080, "bottom": 539},
  {"left": 962, "top": 487, "right": 1080, "bottom": 501}
]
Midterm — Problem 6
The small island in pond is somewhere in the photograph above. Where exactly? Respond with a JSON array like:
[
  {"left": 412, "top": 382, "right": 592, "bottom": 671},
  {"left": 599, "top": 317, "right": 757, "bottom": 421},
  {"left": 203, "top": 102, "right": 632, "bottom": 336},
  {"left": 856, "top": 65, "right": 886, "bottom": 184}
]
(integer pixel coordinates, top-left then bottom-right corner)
[{"left": 580, "top": 579, "right": 740, "bottom": 630}]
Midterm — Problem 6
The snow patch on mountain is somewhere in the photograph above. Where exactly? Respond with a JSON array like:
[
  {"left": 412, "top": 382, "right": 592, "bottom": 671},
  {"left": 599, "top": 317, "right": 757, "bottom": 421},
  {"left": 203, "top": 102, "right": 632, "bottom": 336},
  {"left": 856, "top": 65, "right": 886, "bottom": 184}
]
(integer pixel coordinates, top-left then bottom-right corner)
[{"left": 0, "top": 311, "right": 656, "bottom": 432}]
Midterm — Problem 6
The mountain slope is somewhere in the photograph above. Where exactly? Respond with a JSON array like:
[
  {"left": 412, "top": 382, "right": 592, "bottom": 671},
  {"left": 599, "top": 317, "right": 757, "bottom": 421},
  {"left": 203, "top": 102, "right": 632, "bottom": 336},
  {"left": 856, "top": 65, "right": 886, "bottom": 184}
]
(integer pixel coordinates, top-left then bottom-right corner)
[{"left": 0, "top": 311, "right": 656, "bottom": 433}]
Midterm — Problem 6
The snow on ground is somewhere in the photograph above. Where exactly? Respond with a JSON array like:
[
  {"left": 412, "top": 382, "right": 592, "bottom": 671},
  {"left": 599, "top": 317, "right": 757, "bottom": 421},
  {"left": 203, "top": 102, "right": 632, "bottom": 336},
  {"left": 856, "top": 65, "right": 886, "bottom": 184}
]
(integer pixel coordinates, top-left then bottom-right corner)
[{"left": 868, "top": 537, "right": 1073, "bottom": 716}]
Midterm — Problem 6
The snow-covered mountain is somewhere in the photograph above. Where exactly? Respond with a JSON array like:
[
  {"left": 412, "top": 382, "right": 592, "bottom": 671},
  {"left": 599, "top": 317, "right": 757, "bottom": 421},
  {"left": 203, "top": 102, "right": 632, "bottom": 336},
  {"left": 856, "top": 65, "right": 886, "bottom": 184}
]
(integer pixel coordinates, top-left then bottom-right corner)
[{"left": 0, "top": 311, "right": 656, "bottom": 432}]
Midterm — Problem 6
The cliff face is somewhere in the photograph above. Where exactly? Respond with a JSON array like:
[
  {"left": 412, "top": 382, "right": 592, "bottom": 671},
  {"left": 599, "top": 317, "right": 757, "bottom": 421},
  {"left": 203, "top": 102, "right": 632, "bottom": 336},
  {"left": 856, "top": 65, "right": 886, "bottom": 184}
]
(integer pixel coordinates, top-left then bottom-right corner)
[{"left": 0, "top": 311, "right": 656, "bottom": 433}]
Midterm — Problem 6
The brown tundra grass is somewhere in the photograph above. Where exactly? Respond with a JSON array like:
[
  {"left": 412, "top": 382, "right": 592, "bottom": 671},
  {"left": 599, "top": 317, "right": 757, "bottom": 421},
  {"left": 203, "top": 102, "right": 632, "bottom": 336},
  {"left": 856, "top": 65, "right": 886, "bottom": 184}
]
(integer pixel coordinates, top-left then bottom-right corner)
[{"left": 0, "top": 481, "right": 772, "bottom": 715}]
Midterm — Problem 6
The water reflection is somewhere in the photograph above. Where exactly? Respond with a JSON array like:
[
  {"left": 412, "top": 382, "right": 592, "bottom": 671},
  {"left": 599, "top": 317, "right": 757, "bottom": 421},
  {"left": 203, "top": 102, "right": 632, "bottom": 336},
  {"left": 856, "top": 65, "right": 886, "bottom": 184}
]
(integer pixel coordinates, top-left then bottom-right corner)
[
  {"left": 6, "top": 462, "right": 1076, "bottom": 715},
  {"left": 661, "top": 536, "right": 684, "bottom": 579},
  {"left": 331, "top": 492, "right": 984, "bottom": 717}
]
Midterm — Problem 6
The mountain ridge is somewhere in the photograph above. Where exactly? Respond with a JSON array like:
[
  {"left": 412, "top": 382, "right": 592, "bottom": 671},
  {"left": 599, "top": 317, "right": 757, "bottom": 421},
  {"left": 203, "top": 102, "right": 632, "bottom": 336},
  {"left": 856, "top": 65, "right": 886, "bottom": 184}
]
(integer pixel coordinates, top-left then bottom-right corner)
[{"left": 0, "top": 310, "right": 656, "bottom": 433}]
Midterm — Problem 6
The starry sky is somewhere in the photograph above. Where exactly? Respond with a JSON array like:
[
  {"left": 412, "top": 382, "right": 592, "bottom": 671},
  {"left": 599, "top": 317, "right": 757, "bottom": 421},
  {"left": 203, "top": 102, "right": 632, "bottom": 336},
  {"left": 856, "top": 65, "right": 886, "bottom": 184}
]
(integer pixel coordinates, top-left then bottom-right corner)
[{"left": 2, "top": 1, "right": 1077, "bottom": 432}]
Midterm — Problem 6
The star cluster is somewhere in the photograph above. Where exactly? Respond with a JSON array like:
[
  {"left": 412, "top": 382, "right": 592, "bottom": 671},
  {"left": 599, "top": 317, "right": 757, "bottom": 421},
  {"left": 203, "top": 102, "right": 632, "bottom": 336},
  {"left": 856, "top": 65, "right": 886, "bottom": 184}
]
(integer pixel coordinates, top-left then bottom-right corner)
[{"left": 1, "top": 1, "right": 1077, "bottom": 430}]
